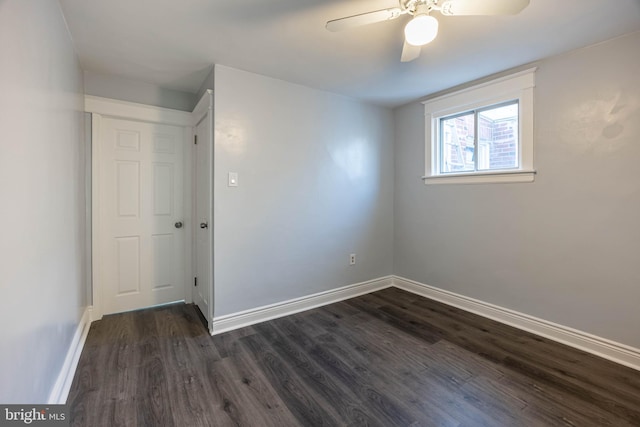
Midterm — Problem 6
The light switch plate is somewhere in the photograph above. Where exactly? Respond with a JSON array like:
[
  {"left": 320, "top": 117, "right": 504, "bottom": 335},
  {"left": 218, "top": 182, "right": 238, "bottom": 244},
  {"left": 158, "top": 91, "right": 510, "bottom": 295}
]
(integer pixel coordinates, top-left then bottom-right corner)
[{"left": 228, "top": 172, "right": 238, "bottom": 187}]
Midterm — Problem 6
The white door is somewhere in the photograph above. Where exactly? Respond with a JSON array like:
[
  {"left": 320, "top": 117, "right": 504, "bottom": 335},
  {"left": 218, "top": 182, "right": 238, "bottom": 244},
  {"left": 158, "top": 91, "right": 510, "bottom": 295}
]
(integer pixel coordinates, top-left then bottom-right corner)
[
  {"left": 98, "top": 117, "right": 186, "bottom": 315},
  {"left": 194, "top": 114, "right": 213, "bottom": 331}
]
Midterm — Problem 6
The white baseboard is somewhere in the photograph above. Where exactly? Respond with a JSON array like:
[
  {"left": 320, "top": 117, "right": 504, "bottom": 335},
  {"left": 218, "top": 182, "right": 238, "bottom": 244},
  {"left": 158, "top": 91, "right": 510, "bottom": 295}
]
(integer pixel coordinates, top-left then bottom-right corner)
[
  {"left": 48, "top": 306, "right": 93, "bottom": 404},
  {"left": 392, "top": 276, "right": 640, "bottom": 372},
  {"left": 211, "top": 276, "right": 393, "bottom": 335}
]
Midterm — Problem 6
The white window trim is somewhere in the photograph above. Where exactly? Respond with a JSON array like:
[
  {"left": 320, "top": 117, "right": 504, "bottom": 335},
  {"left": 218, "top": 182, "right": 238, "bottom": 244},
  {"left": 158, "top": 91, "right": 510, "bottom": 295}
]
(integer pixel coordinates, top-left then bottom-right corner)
[{"left": 422, "top": 68, "right": 536, "bottom": 185}]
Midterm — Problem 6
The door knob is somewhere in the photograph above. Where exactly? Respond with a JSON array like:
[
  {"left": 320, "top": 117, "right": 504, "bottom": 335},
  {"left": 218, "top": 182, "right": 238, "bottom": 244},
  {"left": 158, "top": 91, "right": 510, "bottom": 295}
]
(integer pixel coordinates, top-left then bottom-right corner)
[
  {"left": 200, "top": 222, "right": 208, "bottom": 229},
  {"left": 174, "top": 221, "right": 183, "bottom": 229}
]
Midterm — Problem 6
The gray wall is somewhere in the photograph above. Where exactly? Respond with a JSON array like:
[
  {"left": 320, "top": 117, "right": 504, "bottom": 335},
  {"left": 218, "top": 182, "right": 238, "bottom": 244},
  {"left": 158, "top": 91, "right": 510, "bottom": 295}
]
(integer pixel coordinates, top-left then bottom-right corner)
[
  {"left": 84, "top": 70, "right": 197, "bottom": 112},
  {"left": 0, "top": 0, "right": 87, "bottom": 402},
  {"left": 213, "top": 65, "right": 394, "bottom": 316},
  {"left": 393, "top": 32, "right": 640, "bottom": 348}
]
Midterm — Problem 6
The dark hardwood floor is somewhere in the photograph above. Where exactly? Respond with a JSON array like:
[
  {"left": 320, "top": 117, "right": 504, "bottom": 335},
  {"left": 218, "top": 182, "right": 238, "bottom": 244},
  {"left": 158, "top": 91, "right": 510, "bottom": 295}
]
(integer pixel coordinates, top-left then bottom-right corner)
[{"left": 68, "top": 288, "right": 640, "bottom": 426}]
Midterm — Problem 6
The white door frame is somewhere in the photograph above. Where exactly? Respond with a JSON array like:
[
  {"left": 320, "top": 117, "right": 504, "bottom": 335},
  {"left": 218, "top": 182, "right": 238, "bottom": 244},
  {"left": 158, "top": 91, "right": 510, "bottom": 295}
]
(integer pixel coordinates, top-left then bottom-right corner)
[
  {"left": 191, "top": 90, "right": 214, "bottom": 331},
  {"left": 87, "top": 96, "right": 194, "bottom": 320}
]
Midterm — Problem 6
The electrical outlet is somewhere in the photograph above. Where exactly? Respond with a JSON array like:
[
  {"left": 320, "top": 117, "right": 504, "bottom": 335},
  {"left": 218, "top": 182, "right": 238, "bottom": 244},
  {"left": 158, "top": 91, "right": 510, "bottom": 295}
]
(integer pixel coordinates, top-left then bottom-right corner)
[{"left": 349, "top": 253, "right": 356, "bottom": 265}]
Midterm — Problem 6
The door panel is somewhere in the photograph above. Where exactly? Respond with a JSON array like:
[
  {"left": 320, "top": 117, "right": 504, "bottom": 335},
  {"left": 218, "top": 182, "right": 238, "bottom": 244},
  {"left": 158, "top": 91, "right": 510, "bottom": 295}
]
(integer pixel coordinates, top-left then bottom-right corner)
[
  {"left": 115, "top": 236, "right": 140, "bottom": 295},
  {"left": 99, "top": 117, "right": 185, "bottom": 314},
  {"left": 194, "top": 113, "right": 212, "bottom": 331},
  {"left": 152, "top": 233, "right": 175, "bottom": 289},
  {"left": 116, "top": 161, "right": 139, "bottom": 217},
  {"left": 153, "top": 163, "right": 174, "bottom": 215}
]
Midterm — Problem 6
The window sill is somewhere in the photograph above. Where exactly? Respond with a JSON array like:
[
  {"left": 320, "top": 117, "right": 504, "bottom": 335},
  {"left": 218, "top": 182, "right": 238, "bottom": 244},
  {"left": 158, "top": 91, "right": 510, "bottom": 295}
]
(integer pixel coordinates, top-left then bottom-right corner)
[{"left": 422, "top": 170, "right": 536, "bottom": 185}]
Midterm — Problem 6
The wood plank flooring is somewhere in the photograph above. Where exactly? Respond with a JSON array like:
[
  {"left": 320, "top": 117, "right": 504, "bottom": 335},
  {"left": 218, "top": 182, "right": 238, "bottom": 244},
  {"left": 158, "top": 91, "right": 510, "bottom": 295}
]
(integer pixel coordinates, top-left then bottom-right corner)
[{"left": 68, "top": 288, "right": 640, "bottom": 426}]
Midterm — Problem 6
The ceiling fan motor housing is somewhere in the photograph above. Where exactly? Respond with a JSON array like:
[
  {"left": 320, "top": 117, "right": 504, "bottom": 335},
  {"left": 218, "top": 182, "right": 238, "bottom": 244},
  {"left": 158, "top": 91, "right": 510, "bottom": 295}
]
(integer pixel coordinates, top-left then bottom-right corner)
[{"left": 404, "top": 0, "right": 437, "bottom": 16}]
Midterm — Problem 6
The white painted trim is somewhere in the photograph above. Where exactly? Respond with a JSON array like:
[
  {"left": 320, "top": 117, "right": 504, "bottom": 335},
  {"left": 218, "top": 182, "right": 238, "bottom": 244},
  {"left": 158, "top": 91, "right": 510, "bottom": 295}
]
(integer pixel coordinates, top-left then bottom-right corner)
[
  {"left": 192, "top": 89, "right": 213, "bottom": 125},
  {"left": 421, "top": 67, "right": 537, "bottom": 110},
  {"left": 48, "top": 307, "right": 93, "bottom": 404},
  {"left": 183, "top": 125, "right": 194, "bottom": 305},
  {"left": 84, "top": 113, "right": 93, "bottom": 313},
  {"left": 84, "top": 95, "right": 192, "bottom": 127},
  {"left": 392, "top": 276, "right": 640, "bottom": 372},
  {"left": 212, "top": 276, "right": 393, "bottom": 335},
  {"left": 423, "top": 170, "right": 536, "bottom": 185},
  {"left": 91, "top": 113, "right": 103, "bottom": 321}
]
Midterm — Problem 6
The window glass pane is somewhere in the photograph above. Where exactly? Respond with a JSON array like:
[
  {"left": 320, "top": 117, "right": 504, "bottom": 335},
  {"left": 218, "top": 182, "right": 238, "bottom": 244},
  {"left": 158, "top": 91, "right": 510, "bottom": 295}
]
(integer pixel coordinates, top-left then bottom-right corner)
[
  {"left": 440, "top": 113, "right": 475, "bottom": 173},
  {"left": 477, "top": 102, "right": 518, "bottom": 171}
]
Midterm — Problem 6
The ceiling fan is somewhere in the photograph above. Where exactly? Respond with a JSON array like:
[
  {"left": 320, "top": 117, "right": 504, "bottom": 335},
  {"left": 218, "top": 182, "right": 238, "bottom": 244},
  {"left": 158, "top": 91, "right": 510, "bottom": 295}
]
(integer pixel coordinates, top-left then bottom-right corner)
[{"left": 326, "top": 0, "right": 530, "bottom": 62}]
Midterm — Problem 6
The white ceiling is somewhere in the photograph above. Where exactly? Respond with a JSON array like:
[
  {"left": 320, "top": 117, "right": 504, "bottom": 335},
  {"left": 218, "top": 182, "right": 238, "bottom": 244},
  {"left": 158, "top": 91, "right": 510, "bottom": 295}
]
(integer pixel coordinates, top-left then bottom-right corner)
[{"left": 59, "top": 0, "right": 640, "bottom": 107}]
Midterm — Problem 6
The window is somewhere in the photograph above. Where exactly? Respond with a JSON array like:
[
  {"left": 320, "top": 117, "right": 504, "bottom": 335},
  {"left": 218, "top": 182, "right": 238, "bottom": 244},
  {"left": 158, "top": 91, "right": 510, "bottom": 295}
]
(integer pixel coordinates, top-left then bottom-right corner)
[{"left": 423, "top": 68, "right": 536, "bottom": 184}]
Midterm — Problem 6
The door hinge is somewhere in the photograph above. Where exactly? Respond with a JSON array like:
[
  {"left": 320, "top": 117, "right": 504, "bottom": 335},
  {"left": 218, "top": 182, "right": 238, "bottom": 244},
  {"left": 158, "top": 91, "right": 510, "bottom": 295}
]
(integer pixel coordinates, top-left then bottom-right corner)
[
  {"left": 194, "top": 135, "right": 198, "bottom": 145},
  {"left": 194, "top": 277, "right": 198, "bottom": 287}
]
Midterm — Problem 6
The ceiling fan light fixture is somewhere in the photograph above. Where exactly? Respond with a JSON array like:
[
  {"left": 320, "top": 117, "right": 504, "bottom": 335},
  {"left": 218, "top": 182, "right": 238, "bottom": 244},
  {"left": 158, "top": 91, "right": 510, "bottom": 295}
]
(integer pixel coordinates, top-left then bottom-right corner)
[{"left": 404, "top": 14, "right": 439, "bottom": 46}]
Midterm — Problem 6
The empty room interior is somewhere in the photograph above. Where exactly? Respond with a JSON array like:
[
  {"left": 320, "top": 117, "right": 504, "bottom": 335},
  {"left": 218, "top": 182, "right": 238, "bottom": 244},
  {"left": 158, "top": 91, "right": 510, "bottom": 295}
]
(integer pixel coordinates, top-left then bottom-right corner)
[{"left": 2, "top": 0, "right": 640, "bottom": 425}]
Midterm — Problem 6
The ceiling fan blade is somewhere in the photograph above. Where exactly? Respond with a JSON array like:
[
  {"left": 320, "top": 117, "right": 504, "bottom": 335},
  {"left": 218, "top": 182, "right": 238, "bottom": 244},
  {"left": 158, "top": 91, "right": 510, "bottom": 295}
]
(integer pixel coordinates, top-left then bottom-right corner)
[
  {"left": 440, "top": 0, "right": 529, "bottom": 16},
  {"left": 326, "top": 8, "right": 402, "bottom": 32},
  {"left": 401, "top": 41, "right": 421, "bottom": 62}
]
